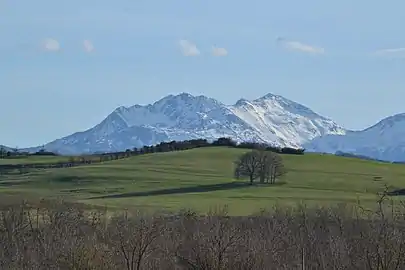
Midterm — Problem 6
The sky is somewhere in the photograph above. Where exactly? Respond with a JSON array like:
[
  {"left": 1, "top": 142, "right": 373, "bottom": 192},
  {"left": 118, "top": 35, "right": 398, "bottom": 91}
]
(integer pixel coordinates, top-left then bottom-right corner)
[{"left": 1, "top": 0, "right": 405, "bottom": 147}]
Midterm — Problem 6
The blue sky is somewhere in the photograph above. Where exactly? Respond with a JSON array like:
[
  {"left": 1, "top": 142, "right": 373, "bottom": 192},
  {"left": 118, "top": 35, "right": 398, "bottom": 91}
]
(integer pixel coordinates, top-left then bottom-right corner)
[{"left": 1, "top": 0, "right": 405, "bottom": 147}]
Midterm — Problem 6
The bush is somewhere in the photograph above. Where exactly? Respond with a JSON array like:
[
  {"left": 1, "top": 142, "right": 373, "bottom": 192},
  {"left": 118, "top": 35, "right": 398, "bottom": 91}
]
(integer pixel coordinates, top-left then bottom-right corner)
[
  {"left": 31, "top": 150, "right": 59, "bottom": 156},
  {"left": 1, "top": 198, "right": 405, "bottom": 269}
]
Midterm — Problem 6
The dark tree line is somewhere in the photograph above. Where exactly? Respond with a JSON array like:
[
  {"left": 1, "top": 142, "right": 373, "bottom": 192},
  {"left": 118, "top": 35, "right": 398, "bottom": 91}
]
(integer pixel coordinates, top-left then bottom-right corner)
[
  {"left": 1, "top": 138, "right": 304, "bottom": 162},
  {"left": 0, "top": 147, "right": 19, "bottom": 159},
  {"left": 236, "top": 141, "right": 305, "bottom": 155}
]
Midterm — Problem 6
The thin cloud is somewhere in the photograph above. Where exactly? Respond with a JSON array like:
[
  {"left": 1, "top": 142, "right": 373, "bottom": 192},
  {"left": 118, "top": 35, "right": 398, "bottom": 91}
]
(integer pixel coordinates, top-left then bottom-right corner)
[
  {"left": 179, "top": 39, "right": 200, "bottom": 56},
  {"left": 41, "top": 38, "right": 60, "bottom": 52},
  {"left": 373, "top": 47, "right": 405, "bottom": 58},
  {"left": 212, "top": 46, "right": 228, "bottom": 56},
  {"left": 277, "top": 37, "right": 325, "bottom": 55},
  {"left": 83, "top": 40, "right": 94, "bottom": 52}
]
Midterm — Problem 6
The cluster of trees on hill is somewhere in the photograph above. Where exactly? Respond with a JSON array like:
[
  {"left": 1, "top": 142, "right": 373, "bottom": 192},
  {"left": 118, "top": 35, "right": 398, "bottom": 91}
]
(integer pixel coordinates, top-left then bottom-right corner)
[
  {"left": 0, "top": 147, "right": 18, "bottom": 158},
  {"left": 31, "top": 149, "right": 58, "bottom": 156},
  {"left": 0, "top": 147, "right": 57, "bottom": 159},
  {"left": 234, "top": 150, "right": 286, "bottom": 185}
]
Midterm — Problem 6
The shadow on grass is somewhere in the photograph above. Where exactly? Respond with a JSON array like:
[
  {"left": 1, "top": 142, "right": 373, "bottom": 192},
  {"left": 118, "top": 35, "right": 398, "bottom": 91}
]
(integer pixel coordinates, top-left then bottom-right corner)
[
  {"left": 0, "top": 181, "right": 30, "bottom": 187},
  {"left": 387, "top": 188, "right": 405, "bottom": 196},
  {"left": 88, "top": 181, "right": 254, "bottom": 200}
]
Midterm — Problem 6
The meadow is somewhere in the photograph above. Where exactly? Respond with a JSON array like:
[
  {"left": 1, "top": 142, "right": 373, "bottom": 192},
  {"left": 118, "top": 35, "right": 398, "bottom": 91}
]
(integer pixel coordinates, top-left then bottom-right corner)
[
  {"left": 1, "top": 147, "right": 405, "bottom": 215},
  {"left": 2, "top": 147, "right": 405, "bottom": 268}
]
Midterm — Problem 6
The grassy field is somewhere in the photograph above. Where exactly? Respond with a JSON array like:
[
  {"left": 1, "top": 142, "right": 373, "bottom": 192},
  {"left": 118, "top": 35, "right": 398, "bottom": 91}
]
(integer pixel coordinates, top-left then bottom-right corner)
[{"left": 1, "top": 147, "right": 405, "bottom": 215}]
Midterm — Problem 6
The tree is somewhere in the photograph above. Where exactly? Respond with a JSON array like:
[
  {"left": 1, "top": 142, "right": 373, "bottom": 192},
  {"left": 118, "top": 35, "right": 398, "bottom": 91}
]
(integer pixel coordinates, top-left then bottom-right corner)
[
  {"left": 234, "top": 150, "right": 286, "bottom": 185},
  {"left": 212, "top": 137, "right": 237, "bottom": 147},
  {"left": 234, "top": 151, "right": 262, "bottom": 185},
  {"left": 0, "top": 146, "right": 6, "bottom": 159},
  {"left": 260, "top": 151, "right": 286, "bottom": 184},
  {"left": 12, "top": 147, "right": 19, "bottom": 156}
]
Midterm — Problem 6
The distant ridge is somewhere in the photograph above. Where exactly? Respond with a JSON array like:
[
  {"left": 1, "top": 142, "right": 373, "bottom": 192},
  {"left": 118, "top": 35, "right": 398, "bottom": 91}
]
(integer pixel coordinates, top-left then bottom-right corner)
[
  {"left": 18, "top": 92, "right": 405, "bottom": 162},
  {"left": 305, "top": 113, "right": 405, "bottom": 162}
]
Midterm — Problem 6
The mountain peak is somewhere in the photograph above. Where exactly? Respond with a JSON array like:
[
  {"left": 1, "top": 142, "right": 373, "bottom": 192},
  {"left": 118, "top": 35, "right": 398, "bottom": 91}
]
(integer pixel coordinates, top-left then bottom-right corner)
[
  {"left": 234, "top": 98, "right": 250, "bottom": 106},
  {"left": 258, "top": 93, "right": 283, "bottom": 100},
  {"left": 177, "top": 92, "right": 194, "bottom": 98},
  {"left": 252, "top": 93, "right": 322, "bottom": 119},
  {"left": 114, "top": 106, "right": 128, "bottom": 112},
  {"left": 153, "top": 93, "right": 222, "bottom": 108},
  {"left": 380, "top": 113, "right": 405, "bottom": 123},
  {"left": 365, "top": 113, "right": 405, "bottom": 132},
  {"left": 155, "top": 93, "right": 197, "bottom": 104}
]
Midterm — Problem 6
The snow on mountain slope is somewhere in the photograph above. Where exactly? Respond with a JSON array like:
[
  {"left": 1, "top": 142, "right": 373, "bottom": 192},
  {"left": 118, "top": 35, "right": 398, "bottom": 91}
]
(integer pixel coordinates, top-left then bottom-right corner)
[
  {"left": 305, "top": 113, "right": 405, "bottom": 162},
  {"left": 39, "top": 92, "right": 345, "bottom": 154},
  {"left": 41, "top": 126, "right": 171, "bottom": 155},
  {"left": 114, "top": 93, "right": 228, "bottom": 128},
  {"left": 230, "top": 93, "right": 345, "bottom": 147}
]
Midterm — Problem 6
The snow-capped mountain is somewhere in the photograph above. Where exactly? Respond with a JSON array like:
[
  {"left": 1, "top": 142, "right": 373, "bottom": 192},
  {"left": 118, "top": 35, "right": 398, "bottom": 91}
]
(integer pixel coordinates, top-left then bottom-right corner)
[
  {"left": 230, "top": 94, "right": 344, "bottom": 147},
  {"left": 305, "top": 113, "right": 405, "bottom": 162},
  {"left": 37, "top": 93, "right": 345, "bottom": 155}
]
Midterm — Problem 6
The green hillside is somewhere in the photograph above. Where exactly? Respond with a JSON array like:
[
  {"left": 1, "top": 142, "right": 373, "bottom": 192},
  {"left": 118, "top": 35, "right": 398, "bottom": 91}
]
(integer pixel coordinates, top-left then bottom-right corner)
[
  {"left": 0, "top": 155, "right": 71, "bottom": 165},
  {"left": 1, "top": 147, "right": 405, "bottom": 215}
]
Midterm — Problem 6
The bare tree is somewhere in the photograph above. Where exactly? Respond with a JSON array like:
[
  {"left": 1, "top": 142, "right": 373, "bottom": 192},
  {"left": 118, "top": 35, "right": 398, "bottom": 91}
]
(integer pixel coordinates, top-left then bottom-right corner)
[
  {"left": 2, "top": 196, "right": 405, "bottom": 269},
  {"left": 234, "top": 151, "right": 262, "bottom": 185},
  {"left": 262, "top": 151, "right": 286, "bottom": 184},
  {"left": 234, "top": 150, "right": 286, "bottom": 185},
  {"left": 0, "top": 146, "right": 6, "bottom": 159},
  {"left": 106, "top": 212, "right": 164, "bottom": 270}
]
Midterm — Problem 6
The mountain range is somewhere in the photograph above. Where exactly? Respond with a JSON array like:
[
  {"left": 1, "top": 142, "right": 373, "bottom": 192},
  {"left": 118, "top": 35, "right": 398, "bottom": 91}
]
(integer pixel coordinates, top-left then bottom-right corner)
[
  {"left": 24, "top": 93, "right": 345, "bottom": 155},
  {"left": 307, "top": 113, "right": 405, "bottom": 162},
  {"left": 4, "top": 93, "right": 405, "bottom": 162}
]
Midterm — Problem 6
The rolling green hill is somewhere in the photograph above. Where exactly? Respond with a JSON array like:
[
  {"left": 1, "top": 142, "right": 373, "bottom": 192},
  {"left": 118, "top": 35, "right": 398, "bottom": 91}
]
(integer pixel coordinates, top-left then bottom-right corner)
[{"left": 1, "top": 147, "right": 405, "bottom": 215}]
